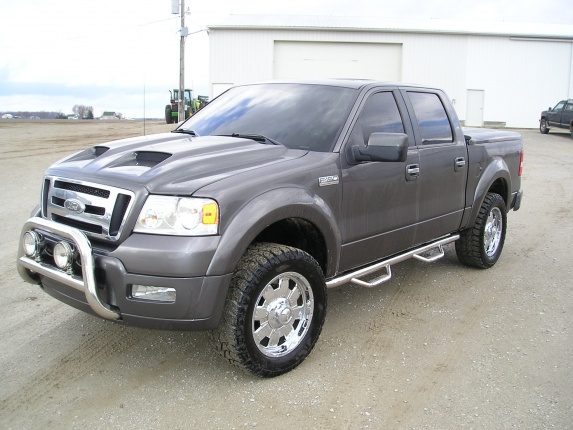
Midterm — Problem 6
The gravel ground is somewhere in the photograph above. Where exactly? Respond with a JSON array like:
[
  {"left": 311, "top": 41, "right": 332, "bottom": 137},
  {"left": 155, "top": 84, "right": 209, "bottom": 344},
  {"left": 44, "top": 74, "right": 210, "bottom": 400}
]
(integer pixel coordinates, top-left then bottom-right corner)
[{"left": 0, "top": 120, "right": 571, "bottom": 429}]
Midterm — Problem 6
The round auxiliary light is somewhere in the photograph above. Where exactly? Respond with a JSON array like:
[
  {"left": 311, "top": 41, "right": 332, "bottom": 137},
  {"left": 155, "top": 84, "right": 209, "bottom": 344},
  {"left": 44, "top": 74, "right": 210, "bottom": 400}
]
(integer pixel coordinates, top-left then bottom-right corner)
[
  {"left": 53, "top": 241, "right": 73, "bottom": 271},
  {"left": 23, "top": 231, "right": 42, "bottom": 258}
]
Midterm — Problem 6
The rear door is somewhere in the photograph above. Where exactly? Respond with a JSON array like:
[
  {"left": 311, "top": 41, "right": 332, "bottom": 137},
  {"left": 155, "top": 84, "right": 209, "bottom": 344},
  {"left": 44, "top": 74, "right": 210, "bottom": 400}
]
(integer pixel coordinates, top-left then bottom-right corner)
[
  {"left": 401, "top": 89, "right": 468, "bottom": 246},
  {"left": 562, "top": 101, "right": 573, "bottom": 128}
]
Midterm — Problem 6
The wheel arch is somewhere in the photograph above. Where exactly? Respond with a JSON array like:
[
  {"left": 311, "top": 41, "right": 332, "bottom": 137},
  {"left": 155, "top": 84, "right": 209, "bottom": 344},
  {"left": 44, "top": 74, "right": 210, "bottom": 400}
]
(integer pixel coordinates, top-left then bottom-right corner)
[
  {"left": 206, "top": 187, "right": 341, "bottom": 279},
  {"left": 462, "top": 158, "right": 511, "bottom": 229},
  {"left": 253, "top": 218, "right": 328, "bottom": 274}
]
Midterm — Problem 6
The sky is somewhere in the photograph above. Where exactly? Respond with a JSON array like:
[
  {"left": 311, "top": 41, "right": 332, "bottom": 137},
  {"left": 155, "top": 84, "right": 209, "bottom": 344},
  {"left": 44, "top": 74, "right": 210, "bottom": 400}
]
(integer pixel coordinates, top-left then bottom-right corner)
[{"left": 1, "top": 0, "right": 572, "bottom": 119}]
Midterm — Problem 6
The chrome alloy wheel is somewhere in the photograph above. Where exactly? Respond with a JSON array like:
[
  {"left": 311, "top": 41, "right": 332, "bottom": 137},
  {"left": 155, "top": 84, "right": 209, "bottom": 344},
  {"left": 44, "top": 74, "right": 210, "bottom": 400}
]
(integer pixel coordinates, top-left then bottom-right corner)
[
  {"left": 484, "top": 207, "right": 503, "bottom": 257},
  {"left": 252, "top": 272, "right": 314, "bottom": 358}
]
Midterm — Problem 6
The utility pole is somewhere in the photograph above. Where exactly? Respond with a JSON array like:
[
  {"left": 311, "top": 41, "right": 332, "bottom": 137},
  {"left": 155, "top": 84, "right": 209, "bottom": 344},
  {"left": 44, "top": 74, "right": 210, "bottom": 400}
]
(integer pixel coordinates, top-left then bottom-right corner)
[{"left": 178, "top": 0, "right": 186, "bottom": 122}]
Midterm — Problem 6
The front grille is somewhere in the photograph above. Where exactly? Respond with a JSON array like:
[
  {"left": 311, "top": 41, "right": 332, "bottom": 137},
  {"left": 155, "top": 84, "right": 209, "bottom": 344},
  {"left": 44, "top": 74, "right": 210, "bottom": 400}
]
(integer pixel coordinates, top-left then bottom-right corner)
[
  {"left": 42, "top": 176, "right": 135, "bottom": 242},
  {"left": 54, "top": 180, "right": 111, "bottom": 198},
  {"left": 52, "top": 214, "right": 104, "bottom": 234},
  {"left": 51, "top": 196, "right": 106, "bottom": 216}
]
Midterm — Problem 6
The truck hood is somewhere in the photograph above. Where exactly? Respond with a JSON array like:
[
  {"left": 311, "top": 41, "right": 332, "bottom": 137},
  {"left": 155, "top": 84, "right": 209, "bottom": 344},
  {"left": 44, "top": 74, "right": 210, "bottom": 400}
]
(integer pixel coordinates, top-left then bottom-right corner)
[{"left": 46, "top": 132, "right": 308, "bottom": 194}]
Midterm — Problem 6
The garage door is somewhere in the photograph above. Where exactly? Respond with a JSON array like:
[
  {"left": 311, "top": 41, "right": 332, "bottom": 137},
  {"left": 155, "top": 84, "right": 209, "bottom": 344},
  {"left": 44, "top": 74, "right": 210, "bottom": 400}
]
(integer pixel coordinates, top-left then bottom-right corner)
[{"left": 273, "top": 41, "right": 402, "bottom": 81}]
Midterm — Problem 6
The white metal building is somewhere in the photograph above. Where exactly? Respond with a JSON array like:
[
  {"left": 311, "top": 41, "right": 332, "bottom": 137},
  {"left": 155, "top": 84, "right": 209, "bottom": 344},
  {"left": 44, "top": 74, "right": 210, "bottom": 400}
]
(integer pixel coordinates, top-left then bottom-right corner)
[{"left": 207, "top": 15, "right": 573, "bottom": 128}]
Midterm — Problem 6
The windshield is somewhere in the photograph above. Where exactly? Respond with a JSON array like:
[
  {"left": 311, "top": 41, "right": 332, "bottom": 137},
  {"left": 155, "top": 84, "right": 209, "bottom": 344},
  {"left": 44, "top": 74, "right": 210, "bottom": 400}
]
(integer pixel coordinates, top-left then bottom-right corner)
[{"left": 179, "top": 83, "right": 359, "bottom": 152}]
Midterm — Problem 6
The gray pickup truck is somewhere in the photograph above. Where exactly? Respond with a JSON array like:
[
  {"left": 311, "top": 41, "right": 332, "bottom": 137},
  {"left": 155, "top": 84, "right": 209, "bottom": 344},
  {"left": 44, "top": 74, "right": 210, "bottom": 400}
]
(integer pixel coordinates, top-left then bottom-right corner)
[
  {"left": 539, "top": 99, "right": 573, "bottom": 137},
  {"left": 17, "top": 80, "right": 523, "bottom": 377}
]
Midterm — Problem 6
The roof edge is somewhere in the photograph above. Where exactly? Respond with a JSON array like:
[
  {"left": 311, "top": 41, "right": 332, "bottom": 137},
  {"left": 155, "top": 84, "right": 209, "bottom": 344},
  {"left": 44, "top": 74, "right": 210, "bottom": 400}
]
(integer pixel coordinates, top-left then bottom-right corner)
[{"left": 207, "top": 14, "right": 573, "bottom": 40}]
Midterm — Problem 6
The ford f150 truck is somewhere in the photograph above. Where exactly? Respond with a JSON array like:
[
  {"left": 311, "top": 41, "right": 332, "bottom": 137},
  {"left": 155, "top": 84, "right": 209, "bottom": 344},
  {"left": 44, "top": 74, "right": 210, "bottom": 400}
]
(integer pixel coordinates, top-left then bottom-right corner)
[
  {"left": 17, "top": 80, "right": 524, "bottom": 377},
  {"left": 539, "top": 99, "right": 573, "bottom": 138}
]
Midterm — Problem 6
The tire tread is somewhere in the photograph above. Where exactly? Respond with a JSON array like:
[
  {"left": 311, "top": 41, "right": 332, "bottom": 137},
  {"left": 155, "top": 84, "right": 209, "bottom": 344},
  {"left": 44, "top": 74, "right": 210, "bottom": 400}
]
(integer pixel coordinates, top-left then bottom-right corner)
[
  {"left": 209, "top": 243, "right": 326, "bottom": 377},
  {"left": 456, "top": 192, "right": 506, "bottom": 269}
]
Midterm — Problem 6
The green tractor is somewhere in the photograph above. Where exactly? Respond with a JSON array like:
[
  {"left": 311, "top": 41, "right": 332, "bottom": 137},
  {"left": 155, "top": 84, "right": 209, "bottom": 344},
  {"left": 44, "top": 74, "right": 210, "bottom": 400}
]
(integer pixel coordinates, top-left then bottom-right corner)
[{"left": 165, "top": 89, "right": 209, "bottom": 124}]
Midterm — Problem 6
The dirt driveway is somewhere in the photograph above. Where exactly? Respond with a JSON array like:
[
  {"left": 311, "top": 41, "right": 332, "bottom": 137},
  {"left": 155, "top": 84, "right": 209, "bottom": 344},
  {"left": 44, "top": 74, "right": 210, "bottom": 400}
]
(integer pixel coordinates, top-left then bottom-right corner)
[{"left": 0, "top": 121, "right": 571, "bottom": 429}]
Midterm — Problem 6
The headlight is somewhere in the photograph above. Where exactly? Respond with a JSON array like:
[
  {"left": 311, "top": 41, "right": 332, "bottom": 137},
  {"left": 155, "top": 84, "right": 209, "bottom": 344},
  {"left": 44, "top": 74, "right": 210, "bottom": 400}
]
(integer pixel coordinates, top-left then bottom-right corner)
[{"left": 134, "top": 196, "right": 219, "bottom": 236}]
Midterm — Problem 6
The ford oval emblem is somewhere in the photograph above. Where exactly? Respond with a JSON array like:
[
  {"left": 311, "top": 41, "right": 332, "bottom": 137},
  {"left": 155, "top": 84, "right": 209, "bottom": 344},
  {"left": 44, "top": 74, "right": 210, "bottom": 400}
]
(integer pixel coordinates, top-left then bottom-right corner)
[{"left": 64, "top": 198, "right": 86, "bottom": 214}]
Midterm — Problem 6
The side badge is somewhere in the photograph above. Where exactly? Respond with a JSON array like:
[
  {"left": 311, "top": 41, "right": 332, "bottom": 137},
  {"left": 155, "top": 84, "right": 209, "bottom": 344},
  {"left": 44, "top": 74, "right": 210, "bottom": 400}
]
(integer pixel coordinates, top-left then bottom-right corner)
[{"left": 318, "top": 175, "right": 340, "bottom": 187}]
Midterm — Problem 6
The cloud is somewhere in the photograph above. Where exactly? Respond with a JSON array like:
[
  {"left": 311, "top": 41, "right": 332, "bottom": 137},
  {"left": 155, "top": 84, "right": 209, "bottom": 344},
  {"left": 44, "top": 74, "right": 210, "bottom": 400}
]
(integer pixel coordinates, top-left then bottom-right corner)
[
  {"left": 0, "top": 65, "right": 168, "bottom": 117},
  {"left": 1, "top": 0, "right": 570, "bottom": 118},
  {"left": 1, "top": 71, "right": 158, "bottom": 99}
]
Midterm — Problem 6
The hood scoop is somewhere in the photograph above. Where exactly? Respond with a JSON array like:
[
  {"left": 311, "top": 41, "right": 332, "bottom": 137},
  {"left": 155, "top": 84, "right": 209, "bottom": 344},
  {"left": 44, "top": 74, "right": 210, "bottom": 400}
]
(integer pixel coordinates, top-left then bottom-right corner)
[
  {"left": 66, "top": 146, "right": 171, "bottom": 168},
  {"left": 94, "top": 146, "right": 109, "bottom": 156},
  {"left": 133, "top": 151, "right": 172, "bottom": 166},
  {"left": 105, "top": 150, "right": 172, "bottom": 169},
  {"left": 66, "top": 145, "right": 110, "bottom": 162}
]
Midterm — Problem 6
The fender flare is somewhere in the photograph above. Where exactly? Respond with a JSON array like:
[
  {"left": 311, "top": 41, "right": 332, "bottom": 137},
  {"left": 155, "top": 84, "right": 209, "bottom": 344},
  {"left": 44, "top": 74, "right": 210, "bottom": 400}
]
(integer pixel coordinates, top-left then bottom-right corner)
[
  {"left": 206, "top": 187, "right": 341, "bottom": 278},
  {"left": 463, "top": 157, "right": 511, "bottom": 229}
]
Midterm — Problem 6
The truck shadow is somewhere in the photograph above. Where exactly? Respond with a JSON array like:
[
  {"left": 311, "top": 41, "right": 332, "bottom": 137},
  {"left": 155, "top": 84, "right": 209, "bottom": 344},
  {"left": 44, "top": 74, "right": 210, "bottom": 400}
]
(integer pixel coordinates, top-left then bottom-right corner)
[{"left": 545, "top": 130, "right": 572, "bottom": 140}]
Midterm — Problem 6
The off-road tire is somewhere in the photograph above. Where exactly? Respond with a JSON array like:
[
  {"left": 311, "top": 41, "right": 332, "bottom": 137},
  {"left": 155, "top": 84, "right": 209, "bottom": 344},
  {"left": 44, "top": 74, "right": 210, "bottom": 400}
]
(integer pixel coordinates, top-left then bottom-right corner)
[
  {"left": 209, "top": 243, "right": 327, "bottom": 377},
  {"left": 540, "top": 118, "right": 549, "bottom": 134},
  {"left": 456, "top": 192, "right": 507, "bottom": 269}
]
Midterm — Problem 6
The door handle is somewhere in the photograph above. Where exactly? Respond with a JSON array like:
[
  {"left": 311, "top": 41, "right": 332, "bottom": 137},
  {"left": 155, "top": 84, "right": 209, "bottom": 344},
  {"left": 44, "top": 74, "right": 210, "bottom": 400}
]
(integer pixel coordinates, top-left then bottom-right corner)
[
  {"left": 406, "top": 164, "right": 420, "bottom": 181},
  {"left": 455, "top": 157, "right": 466, "bottom": 172}
]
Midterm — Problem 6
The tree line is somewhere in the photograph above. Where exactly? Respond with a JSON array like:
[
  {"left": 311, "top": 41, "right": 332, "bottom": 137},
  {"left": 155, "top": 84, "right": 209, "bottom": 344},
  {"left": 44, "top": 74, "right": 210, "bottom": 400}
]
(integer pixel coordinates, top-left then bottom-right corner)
[{"left": 1, "top": 105, "right": 110, "bottom": 119}]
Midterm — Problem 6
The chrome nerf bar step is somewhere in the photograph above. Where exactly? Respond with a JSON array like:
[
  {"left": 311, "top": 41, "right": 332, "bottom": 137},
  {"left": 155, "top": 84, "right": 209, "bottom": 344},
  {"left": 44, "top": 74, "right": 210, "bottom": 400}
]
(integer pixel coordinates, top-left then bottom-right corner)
[{"left": 326, "top": 234, "right": 460, "bottom": 289}]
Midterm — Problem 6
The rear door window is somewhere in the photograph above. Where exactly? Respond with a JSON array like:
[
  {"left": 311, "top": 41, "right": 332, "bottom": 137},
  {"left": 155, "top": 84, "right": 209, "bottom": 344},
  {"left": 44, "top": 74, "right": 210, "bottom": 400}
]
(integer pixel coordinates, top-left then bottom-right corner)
[{"left": 408, "top": 92, "right": 453, "bottom": 145}]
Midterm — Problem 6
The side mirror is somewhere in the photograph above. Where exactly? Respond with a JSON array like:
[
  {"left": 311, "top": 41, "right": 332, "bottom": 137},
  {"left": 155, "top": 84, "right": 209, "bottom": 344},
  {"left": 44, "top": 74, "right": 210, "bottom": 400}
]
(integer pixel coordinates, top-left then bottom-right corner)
[
  {"left": 351, "top": 133, "right": 408, "bottom": 163},
  {"left": 548, "top": 107, "right": 552, "bottom": 111}
]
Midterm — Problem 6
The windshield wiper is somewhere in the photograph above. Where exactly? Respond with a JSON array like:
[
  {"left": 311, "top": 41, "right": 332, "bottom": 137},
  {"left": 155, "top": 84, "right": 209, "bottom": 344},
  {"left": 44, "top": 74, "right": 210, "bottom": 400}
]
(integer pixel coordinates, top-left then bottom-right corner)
[
  {"left": 217, "top": 133, "right": 283, "bottom": 146},
  {"left": 172, "top": 129, "right": 199, "bottom": 136}
]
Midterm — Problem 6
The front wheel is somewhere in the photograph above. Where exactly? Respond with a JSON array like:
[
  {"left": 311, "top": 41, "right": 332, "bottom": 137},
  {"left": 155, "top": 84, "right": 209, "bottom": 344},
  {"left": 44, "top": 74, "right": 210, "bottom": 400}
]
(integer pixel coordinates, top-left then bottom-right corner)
[
  {"left": 456, "top": 192, "right": 507, "bottom": 269},
  {"left": 540, "top": 118, "right": 549, "bottom": 134},
  {"left": 209, "top": 243, "right": 327, "bottom": 377}
]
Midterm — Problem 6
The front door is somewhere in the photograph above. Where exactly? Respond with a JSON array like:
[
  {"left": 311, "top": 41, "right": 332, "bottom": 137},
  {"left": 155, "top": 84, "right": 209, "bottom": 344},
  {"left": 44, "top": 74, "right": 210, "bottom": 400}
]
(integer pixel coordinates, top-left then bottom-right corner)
[
  {"left": 547, "top": 101, "right": 565, "bottom": 127},
  {"left": 339, "top": 89, "right": 419, "bottom": 271}
]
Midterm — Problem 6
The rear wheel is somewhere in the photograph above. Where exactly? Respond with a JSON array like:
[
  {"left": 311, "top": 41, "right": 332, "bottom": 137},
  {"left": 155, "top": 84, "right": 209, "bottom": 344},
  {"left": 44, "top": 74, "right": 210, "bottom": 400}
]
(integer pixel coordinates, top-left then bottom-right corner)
[
  {"left": 210, "top": 243, "right": 327, "bottom": 377},
  {"left": 165, "top": 105, "right": 173, "bottom": 124},
  {"left": 540, "top": 118, "right": 549, "bottom": 134},
  {"left": 456, "top": 192, "right": 507, "bottom": 269}
]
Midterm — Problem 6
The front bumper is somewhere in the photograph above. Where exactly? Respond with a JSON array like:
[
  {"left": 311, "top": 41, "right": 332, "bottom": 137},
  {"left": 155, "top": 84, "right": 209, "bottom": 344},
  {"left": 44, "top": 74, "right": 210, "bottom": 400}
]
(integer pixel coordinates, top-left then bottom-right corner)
[{"left": 17, "top": 217, "right": 232, "bottom": 330}]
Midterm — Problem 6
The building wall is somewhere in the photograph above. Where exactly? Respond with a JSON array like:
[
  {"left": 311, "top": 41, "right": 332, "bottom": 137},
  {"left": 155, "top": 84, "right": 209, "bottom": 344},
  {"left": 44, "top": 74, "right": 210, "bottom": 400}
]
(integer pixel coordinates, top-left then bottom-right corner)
[
  {"left": 209, "top": 28, "right": 573, "bottom": 128},
  {"left": 465, "top": 36, "right": 572, "bottom": 127}
]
